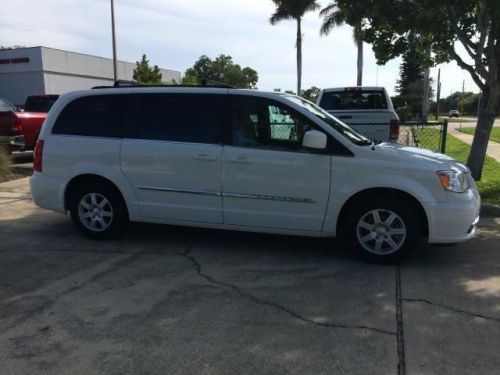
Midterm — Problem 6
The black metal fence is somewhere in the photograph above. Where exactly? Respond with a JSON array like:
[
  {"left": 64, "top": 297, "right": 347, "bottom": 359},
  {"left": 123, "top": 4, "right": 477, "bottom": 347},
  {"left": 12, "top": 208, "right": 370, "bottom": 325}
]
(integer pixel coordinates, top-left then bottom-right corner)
[
  {"left": 342, "top": 120, "right": 449, "bottom": 154},
  {"left": 400, "top": 120, "right": 448, "bottom": 153}
]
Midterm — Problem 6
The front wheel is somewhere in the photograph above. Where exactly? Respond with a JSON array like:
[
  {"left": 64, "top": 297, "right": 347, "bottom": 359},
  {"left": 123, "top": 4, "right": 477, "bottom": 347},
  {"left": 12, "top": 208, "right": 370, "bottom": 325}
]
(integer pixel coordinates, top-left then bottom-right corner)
[
  {"left": 69, "top": 182, "right": 128, "bottom": 240},
  {"left": 344, "top": 197, "right": 420, "bottom": 262}
]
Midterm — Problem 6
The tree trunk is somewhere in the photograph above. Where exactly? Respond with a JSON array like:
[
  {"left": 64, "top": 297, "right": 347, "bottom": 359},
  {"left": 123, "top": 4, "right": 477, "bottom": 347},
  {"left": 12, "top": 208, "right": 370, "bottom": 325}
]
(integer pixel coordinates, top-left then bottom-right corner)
[
  {"left": 296, "top": 18, "right": 302, "bottom": 96},
  {"left": 467, "top": 83, "right": 499, "bottom": 180},
  {"left": 356, "top": 37, "right": 363, "bottom": 86}
]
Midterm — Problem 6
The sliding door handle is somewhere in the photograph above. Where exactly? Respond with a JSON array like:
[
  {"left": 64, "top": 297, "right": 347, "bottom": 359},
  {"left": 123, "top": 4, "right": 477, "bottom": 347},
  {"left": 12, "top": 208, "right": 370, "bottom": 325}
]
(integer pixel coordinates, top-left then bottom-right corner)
[
  {"left": 194, "top": 154, "right": 217, "bottom": 161},
  {"left": 227, "top": 156, "right": 250, "bottom": 164}
]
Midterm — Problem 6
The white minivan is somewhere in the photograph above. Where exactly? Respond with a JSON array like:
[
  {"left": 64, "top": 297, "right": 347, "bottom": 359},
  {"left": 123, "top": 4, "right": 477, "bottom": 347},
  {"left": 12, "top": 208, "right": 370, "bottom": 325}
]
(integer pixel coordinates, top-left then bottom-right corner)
[{"left": 30, "top": 86, "right": 480, "bottom": 261}]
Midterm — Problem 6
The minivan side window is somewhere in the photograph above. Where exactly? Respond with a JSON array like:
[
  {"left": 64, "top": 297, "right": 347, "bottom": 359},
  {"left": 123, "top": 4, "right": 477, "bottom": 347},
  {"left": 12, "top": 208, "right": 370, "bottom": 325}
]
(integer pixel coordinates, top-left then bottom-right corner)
[
  {"left": 52, "top": 95, "right": 127, "bottom": 138},
  {"left": 231, "top": 97, "right": 318, "bottom": 151},
  {"left": 134, "top": 94, "right": 225, "bottom": 144}
]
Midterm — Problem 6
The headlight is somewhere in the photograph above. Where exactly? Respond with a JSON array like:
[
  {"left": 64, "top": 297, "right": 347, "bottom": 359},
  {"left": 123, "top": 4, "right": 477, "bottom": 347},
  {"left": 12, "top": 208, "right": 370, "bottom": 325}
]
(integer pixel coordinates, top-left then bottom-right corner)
[{"left": 437, "top": 169, "right": 469, "bottom": 193}]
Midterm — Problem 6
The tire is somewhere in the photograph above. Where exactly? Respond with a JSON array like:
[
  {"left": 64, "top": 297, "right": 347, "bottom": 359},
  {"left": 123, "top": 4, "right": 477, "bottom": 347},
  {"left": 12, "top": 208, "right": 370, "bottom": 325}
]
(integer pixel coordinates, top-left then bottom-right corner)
[
  {"left": 344, "top": 196, "right": 421, "bottom": 262},
  {"left": 69, "top": 182, "right": 128, "bottom": 240}
]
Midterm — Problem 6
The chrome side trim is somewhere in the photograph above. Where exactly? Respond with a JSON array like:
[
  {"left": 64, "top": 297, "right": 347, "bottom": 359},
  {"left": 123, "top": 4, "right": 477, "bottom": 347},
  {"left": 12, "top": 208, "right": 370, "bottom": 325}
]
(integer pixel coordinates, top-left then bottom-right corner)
[
  {"left": 138, "top": 186, "right": 221, "bottom": 197},
  {"left": 138, "top": 186, "right": 315, "bottom": 203},
  {"left": 223, "top": 192, "right": 315, "bottom": 204}
]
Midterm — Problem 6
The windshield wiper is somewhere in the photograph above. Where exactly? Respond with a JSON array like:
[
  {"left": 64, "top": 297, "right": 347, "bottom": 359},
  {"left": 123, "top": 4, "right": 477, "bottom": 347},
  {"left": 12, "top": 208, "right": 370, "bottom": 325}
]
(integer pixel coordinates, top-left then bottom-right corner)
[{"left": 356, "top": 139, "right": 373, "bottom": 146}]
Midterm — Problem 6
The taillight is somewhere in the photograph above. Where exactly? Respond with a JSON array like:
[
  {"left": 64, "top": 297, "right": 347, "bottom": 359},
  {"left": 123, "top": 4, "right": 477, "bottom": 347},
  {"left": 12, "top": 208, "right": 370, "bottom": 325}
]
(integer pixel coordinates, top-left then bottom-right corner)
[
  {"left": 390, "top": 119, "right": 400, "bottom": 140},
  {"left": 11, "top": 116, "right": 23, "bottom": 133},
  {"left": 33, "top": 139, "right": 44, "bottom": 172}
]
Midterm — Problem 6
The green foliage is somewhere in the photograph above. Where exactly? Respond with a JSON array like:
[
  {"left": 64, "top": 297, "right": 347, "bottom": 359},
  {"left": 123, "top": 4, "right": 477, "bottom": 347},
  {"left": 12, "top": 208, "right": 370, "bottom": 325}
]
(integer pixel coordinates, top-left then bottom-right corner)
[
  {"left": 444, "top": 135, "right": 500, "bottom": 205},
  {"left": 181, "top": 55, "right": 258, "bottom": 88},
  {"left": 320, "top": 2, "right": 367, "bottom": 85},
  {"left": 338, "top": 0, "right": 499, "bottom": 178},
  {"left": 319, "top": 1, "right": 366, "bottom": 41},
  {"left": 0, "top": 45, "right": 26, "bottom": 50},
  {"left": 440, "top": 92, "right": 480, "bottom": 115},
  {"left": 460, "top": 127, "right": 500, "bottom": 144},
  {"left": 418, "top": 132, "right": 500, "bottom": 205},
  {"left": 133, "top": 54, "right": 162, "bottom": 85},
  {"left": 301, "top": 86, "right": 321, "bottom": 102},
  {"left": 269, "top": 0, "right": 320, "bottom": 24}
]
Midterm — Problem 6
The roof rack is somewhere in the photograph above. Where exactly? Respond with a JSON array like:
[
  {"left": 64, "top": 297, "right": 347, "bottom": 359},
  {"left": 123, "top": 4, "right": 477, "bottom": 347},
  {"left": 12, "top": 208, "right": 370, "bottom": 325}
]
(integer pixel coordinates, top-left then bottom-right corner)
[{"left": 92, "top": 79, "right": 236, "bottom": 90}]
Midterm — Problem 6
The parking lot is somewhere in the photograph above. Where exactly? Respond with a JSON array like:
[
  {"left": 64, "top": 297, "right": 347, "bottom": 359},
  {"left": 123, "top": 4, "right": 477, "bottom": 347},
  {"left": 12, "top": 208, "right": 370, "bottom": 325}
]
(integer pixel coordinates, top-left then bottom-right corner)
[{"left": 1, "top": 177, "right": 500, "bottom": 375}]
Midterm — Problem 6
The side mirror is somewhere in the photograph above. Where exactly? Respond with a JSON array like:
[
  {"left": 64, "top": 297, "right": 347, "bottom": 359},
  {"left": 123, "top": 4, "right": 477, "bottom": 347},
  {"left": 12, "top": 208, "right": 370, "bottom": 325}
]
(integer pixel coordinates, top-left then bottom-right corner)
[{"left": 302, "top": 130, "right": 327, "bottom": 150}]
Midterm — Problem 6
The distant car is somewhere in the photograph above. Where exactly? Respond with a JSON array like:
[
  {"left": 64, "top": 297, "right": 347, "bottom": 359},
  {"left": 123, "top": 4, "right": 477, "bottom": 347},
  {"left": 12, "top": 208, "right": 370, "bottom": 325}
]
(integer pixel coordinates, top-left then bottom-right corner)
[
  {"left": 449, "top": 110, "right": 460, "bottom": 118},
  {"left": 0, "top": 95, "right": 59, "bottom": 152},
  {"left": 316, "top": 87, "right": 400, "bottom": 142}
]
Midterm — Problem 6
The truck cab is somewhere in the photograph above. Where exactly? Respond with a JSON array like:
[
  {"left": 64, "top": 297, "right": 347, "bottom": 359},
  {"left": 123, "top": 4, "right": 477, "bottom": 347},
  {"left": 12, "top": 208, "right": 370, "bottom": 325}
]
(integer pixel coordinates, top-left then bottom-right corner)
[{"left": 317, "top": 87, "right": 399, "bottom": 142}]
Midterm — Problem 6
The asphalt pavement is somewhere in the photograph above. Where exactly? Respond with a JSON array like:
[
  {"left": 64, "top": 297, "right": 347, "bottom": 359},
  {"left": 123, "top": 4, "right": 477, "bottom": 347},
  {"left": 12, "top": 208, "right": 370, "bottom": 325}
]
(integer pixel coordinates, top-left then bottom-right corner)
[{"left": 0, "top": 178, "right": 499, "bottom": 374}]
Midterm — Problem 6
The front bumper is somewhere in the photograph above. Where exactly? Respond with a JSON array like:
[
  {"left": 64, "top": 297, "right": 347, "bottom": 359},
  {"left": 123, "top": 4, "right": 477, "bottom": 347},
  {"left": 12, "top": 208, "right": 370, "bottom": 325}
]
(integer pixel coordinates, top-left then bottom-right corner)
[{"left": 426, "top": 188, "right": 481, "bottom": 243}]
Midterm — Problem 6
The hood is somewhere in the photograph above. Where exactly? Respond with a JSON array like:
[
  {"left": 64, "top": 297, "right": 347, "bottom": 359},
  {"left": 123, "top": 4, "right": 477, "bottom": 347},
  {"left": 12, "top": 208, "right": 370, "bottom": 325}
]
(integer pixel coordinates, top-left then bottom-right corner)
[{"left": 372, "top": 142, "right": 469, "bottom": 172}]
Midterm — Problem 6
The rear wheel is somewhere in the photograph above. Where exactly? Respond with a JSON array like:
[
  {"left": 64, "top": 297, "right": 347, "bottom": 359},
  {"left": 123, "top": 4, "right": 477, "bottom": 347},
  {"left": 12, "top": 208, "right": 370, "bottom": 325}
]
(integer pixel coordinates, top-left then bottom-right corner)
[
  {"left": 344, "top": 196, "right": 420, "bottom": 262},
  {"left": 69, "top": 182, "right": 128, "bottom": 239}
]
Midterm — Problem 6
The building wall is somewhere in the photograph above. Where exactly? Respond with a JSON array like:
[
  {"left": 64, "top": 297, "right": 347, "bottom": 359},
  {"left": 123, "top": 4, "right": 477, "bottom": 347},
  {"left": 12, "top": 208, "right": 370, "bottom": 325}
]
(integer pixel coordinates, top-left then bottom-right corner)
[
  {"left": 0, "top": 47, "right": 45, "bottom": 105},
  {"left": 43, "top": 73, "right": 114, "bottom": 95},
  {"left": 0, "top": 47, "right": 182, "bottom": 106},
  {"left": 40, "top": 47, "right": 180, "bottom": 83}
]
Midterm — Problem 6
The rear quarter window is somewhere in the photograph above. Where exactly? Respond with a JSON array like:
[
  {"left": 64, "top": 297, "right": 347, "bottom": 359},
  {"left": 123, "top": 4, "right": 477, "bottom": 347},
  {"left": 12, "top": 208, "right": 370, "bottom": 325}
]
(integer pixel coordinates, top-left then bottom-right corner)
[
  {"left": 52, "top": 95, "right": 128, "bottom": 138},
  {"left": 133, "top": 93, "right": 225, "bottom": 144},
  {"left": 319, "top": 90, "right": 387, "bottom": 111}
]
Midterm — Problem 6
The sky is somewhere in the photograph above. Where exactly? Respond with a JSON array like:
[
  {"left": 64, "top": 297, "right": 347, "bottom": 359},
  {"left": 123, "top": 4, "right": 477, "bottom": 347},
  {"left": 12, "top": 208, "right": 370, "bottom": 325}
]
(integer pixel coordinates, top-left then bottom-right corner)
[{"left": 1, "top": 0, "right": 480, "bottom": 96}]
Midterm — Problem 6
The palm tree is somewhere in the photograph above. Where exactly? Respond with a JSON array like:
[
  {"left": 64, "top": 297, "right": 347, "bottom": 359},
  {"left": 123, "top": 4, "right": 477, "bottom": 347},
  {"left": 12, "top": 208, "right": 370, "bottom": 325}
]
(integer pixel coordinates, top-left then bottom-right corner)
[
  {"left": 270, "top": 0, "right": 320, "bottom": 95},
  {"left": 320, "top": 2, "right": 364, "bottom": 86}
]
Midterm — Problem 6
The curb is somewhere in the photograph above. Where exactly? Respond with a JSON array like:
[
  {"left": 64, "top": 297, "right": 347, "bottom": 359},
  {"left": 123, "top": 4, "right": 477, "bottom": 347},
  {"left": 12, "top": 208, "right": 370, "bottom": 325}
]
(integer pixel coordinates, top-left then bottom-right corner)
[{"left": 481, "top": 203, "right": 500, "bottom": 217}]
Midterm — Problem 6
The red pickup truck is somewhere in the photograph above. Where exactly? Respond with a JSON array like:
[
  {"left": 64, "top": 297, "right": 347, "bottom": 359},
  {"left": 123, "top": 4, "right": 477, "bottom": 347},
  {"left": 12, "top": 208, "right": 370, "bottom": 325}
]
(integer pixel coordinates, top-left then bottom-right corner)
[{"left": 0, "top": 95, "right": 59, "bottom": 153}]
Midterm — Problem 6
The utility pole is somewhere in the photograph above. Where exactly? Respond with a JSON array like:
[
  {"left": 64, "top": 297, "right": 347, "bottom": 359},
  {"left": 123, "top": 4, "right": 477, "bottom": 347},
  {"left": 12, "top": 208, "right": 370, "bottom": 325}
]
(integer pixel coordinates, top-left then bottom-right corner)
[
  {"left": 435, "top": 68, "right": 441, "bottom": 120},
  {"left": 111, "top": 0, "right": 118, "bottom": 82}
]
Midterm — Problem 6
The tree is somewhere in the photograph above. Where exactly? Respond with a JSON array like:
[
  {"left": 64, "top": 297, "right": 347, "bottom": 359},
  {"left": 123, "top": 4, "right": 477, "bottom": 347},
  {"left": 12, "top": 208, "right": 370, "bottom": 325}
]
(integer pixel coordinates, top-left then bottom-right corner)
[
  {"left": 0, "top": 45, "right": 26, "bottom": 50},
  {"left": 440, "top": 91, "right": 481, "bottom": 115},
  {"left": 181, "top": 54, "right": 258, "bottom": 88},
  {"left": 301, "top": 86, "right": 321, "bottom": 102},
  {"left": 269, "top": 0, "right": 320, "bottom": 95},
  {"left": 320, "top": 2, "right": 366, "bottom": 86},
  {"left": 133, "top": 54, "right": 162, "bottom": 85},
  {"left": 395, "top": 38, "right": 433, "bottom": 119},
  {"left": 340, "top": 0, "right": 500, "bottom": 180}
]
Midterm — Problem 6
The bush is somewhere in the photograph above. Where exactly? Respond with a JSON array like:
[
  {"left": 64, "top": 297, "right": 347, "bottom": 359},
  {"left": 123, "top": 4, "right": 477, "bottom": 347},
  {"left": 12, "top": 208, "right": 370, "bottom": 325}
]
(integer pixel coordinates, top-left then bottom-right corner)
[{"left": 0, "top": 146, "right": 9, "bottom": 176}]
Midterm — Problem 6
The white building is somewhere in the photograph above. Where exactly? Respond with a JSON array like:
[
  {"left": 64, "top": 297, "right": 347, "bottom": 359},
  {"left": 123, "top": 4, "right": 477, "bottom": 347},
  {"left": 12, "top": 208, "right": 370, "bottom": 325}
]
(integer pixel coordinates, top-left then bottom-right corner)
[{"left": 0, "top": 46, "right": 182, "bottom": 106}]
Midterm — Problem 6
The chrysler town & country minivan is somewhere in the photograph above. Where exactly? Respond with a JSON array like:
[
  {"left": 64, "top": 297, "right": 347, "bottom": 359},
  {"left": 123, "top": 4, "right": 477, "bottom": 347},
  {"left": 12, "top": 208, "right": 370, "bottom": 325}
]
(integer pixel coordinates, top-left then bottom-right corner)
[{"left": 30, "top": 86, "right": 480, "bottom": 261}]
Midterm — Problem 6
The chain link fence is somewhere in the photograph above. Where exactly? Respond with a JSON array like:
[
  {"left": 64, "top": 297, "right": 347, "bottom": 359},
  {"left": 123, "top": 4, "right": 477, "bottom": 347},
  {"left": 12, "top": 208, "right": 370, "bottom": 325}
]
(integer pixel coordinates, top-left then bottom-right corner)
[
  {"left": 399, "top": 120, "right": 448, "bottom": 153},
  {"left": 341, "top": 120, "right": 448, "bottom": 154}
]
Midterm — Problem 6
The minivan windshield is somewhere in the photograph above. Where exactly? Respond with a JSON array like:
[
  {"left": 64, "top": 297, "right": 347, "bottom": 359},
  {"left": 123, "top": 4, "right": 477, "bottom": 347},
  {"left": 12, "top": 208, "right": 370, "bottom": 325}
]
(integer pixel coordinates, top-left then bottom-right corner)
[{"left": 282, "top": 95, "right": 371, "bottom": 145}]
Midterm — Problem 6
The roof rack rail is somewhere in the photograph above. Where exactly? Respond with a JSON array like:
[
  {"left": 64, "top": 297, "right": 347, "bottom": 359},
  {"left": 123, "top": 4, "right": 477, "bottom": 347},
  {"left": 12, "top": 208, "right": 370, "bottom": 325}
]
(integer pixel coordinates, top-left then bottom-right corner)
[{"left": 92, "top": 79, "right": 237, "bottom": 90}]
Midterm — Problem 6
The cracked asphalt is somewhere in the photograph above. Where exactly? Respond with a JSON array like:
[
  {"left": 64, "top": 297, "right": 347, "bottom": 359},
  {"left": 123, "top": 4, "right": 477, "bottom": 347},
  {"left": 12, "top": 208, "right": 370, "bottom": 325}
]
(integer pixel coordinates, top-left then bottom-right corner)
[{"left": 1, "top": 178, "right": 500, "bottom": 374}]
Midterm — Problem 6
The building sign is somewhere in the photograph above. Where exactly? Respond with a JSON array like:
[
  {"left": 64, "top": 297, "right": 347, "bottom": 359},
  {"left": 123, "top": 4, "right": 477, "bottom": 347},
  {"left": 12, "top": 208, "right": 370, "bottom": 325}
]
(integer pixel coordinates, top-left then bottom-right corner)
[{"left": 0, "top": 57, "right": 30, "bottom": 64}]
